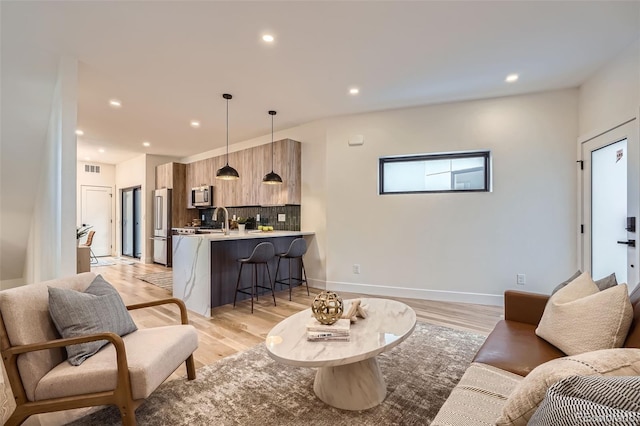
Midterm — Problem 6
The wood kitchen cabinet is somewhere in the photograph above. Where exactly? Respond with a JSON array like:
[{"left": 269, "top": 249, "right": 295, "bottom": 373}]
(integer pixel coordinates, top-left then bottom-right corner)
[
  {"left": 155, "top": 162, "right": 198, "bottom": 227},
  {"left": 183, "top": 138, "right": 301, "bottom": 207},
  {"left": 258, "top": 139, "right": 300, "bottom": 205}
]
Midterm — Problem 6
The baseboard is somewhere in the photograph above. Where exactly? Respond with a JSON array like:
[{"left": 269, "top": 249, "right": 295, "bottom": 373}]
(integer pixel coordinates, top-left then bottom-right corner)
[
  {"left": 0, "top": 278, "right": 25, "bottom": 290},
  {"left": 307, "top": 278, "right": 326, "bottom": 290},
  {"left": 326, "top": 280, "right": 503, "bottom": 307}
]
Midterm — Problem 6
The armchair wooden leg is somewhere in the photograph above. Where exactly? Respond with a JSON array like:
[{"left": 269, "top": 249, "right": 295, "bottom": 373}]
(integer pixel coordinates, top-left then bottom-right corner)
[
  {"left": 118, "top": 402, "right": 137, "bottom": 426},
  {"left": 186, "top": 354, "right": 196, "bottom": 380}
]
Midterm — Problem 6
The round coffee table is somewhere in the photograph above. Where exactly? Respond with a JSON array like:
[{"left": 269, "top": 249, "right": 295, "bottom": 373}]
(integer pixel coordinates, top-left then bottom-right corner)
[{"left": 265, "top": 298, "right": 416, "bottom": 410}]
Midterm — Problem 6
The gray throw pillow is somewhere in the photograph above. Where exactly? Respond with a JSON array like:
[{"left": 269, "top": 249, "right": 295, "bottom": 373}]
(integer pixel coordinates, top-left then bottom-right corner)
[
  {"left": 48, "top": 275, "right": 137, "bottom": 366},
  {"left": 594, "top": 273, "right": 618, "bottom": 291},
  {"left": 551, "top": 270, "right": 581, "bottom": 294},
  {"left": 551, "top": 270, "right": 617, "bottom": 294}
]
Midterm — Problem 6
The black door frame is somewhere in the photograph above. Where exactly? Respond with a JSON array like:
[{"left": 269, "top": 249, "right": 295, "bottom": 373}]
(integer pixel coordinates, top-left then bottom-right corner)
[{"left": 121, "top": 186, "right": 142, "bottom": 259}]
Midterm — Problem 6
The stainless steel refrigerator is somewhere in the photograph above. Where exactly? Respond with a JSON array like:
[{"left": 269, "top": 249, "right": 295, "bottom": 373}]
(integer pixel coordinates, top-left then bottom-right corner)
[{"left": 152, "top": 188, "right": 172, "bottom": 266}]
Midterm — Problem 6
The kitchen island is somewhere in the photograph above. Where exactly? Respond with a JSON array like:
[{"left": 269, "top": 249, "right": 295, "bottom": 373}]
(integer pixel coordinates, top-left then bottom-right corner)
[{"left": 172, "top": 230, "right": 314, "bottom": 317}]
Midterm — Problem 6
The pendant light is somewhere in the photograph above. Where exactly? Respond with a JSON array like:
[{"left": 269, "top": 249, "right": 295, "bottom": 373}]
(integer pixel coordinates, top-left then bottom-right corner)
[
  {"left": 216, "top": 93, "right": 240, "bottom": 180},
  {"left": 262, "top": 110, "right": 283, "bottom": 185}
]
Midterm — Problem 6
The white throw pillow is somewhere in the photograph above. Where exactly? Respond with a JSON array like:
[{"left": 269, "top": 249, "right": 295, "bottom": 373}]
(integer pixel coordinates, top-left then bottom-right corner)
[{"left": 535, "top": 271, "right": 633, "bottom": 356}]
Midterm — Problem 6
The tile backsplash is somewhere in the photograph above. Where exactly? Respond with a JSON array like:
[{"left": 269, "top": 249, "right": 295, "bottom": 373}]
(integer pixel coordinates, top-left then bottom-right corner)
[{"left": 198, "top": 205, "right": 300, "bottom": 231}]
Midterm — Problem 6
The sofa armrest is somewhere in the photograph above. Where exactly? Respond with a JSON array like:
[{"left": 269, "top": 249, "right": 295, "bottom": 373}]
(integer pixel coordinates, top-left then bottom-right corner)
[
  {"left": 504, "top": 290, "right": 550, "bottom": 325},
  {"left": 127, "top": 298, "right": 190, "bottom": 325}
]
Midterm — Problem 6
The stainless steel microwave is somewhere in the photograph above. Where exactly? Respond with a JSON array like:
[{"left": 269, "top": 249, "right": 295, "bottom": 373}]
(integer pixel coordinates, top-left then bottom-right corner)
[{"left": 191, "top": 185, "right": 213, "bottom": 207}]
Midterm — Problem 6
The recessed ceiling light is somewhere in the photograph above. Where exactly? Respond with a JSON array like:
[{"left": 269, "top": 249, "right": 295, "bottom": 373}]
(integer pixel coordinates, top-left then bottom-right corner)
[
  {"left": 109, "top": 99, "right": 122, "bottom": 108},
  {"left": 190, "top": 120, "right": 201, "bottom": 128},
  {"left": 349, "top": 88, "right": 360, "bottom": 95},
  {"left": 505, "top": 74, "right": 519, "bottom": 83},
  {"left": 142, "top": 141, "right": 151, "bottom": 147},
  {"left": 262, "top": 34, "right": 274, "bottom": 43},
  {"left": 75, "top": 129, "right": 84, "bottom": 136},
  {"left": 98, "top": 148, "right": 105, "bottom": 153}
]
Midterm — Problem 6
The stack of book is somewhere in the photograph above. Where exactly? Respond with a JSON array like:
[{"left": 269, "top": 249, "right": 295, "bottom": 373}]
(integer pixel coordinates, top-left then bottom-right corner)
[{"left": 306, "top": 318, "right": 351, "bottom": 341}]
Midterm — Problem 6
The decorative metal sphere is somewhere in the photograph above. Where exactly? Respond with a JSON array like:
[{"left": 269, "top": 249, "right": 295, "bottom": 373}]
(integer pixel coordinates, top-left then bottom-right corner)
[{"left": 311, "top": 291, "right": 344, "bottom": 325}]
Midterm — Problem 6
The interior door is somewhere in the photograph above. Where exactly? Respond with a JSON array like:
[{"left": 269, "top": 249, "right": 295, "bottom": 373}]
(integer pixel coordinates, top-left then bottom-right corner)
[
  {"left": 582, "top": 118, "right": 639, "bottom": 285},
  {"left": 80, "top": 185, "right": 112, "bottom": 257}
]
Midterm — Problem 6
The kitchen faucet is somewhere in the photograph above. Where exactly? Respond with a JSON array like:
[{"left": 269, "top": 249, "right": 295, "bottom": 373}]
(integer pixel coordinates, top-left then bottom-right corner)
[{"left": 213, "top": 206, "right": 230, "bottom": 235}]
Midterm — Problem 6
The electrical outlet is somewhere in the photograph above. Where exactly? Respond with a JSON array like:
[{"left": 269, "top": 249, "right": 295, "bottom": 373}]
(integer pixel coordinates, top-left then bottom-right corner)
[
  {"left": 278, "top": 214, "right": 286, "bottom": 222},
  {"left": 517, "top": 274, "right": 526, "bottom": 285},
  {"left": 201, "top": 214, "right": 205, "bottom": 220},
  {"left": 353, "top": 264, "right": 361, "bottom": 274}
]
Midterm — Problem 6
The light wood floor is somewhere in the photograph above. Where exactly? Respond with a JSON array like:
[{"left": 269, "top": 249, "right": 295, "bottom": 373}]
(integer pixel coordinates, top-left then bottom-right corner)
[{"left": 23, "top": 258, "right": 503, "bottom": 425}]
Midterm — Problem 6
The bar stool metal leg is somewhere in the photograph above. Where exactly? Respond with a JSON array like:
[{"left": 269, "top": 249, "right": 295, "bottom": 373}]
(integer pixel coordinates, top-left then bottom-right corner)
[
  {"left": 266, "top": 262, "right": 276, "bottom": 306},
  {"left": 251, "top": 264, "right": 256, "bottom": 313},
  {"left": 233, "top": 263, "right": 244, "bottom": 308},
  {"left": 275, "top": 256, "right": 282, "bottom": 293},
  {"left": 301, "top": 257, "right": 310, "bottom": 296},
  {"left": 288, "top": 258, "right": 293, "bottom": 301}
]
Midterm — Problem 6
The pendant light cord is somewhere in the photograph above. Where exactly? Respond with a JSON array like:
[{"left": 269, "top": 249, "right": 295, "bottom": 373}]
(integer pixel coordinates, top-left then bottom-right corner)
[
  {"left": 227, "top": 98, "right": 229, "bottom": 166},
  {"left": 271, "top": 113, "right": 274, "bottom": 172}
]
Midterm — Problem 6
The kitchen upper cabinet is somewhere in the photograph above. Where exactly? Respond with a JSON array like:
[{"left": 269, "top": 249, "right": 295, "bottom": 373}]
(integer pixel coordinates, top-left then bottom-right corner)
[
  {"left": 183, "top": 138, "right": 301, "bottom": 207},
  {"left": 155, "top": 163, "right": 173, "bottom": 190},
  {"left": 259, "top": 139, "right": 301, "bottom": 205},
  {"left": 251, "top": 139, "right": 301, "bottom": 205},
  {"left": 155, "top": 162, "right": 198, "bottom": 227},
  {"left": 214, "top": 152, "right": 241, "bottom": 207},
  {"left": 185, "top": 157, "right": 215, "bottom": 194}
]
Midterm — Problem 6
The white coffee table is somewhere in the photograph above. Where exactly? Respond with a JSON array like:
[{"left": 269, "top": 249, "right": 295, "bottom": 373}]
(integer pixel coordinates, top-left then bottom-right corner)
[{"left": 265, "top": 298, "right": 416, "bottom": 410}]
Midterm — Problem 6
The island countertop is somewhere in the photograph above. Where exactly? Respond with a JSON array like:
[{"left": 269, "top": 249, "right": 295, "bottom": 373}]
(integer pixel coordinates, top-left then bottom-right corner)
[{"left": 176, "top": 230, "right": 314, "bottom": 241}]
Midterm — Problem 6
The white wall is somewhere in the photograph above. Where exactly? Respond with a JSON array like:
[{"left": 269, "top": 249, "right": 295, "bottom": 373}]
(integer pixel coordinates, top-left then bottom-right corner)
[
  {"left": 21, "top": 58, "right": 77, "bottom": 287},
  {"left": 323, "top": 90, "right": 579, "bottom": 304},
  {"left": 76, "top": 161, "right": 116, "bottom": 255},
  {"left": 579, "top": 38, "right": 640, "bottom": 137},
  {"left": 298, "top": 121, "right": 328, "bottom": 288}
]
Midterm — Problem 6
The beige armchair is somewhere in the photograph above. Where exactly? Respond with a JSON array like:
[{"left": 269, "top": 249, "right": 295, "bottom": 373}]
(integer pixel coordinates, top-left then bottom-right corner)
[{"left": 0, "top": 272, "right": 198, "bottom": 426}]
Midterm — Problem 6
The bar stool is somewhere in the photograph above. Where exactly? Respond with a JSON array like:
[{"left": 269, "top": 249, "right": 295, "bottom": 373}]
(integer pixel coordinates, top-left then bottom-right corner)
[
  {"left": 81, "top": 230, "right": 98, "bottom": 264},
  {"left": 274, "top": 238, "right": 309, "bottom": 301},
  {"left": 233, "top": 242, "right": 276, "bottom": 313}
]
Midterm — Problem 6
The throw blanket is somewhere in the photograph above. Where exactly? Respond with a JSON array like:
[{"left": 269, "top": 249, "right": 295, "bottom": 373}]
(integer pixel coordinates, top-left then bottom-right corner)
[{"left": 529, "top": 375, "right": 640, "bottom": 426}]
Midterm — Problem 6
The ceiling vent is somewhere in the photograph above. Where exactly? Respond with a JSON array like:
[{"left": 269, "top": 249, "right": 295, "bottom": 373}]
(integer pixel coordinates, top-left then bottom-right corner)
[{"left": 84, "top": 164, "right": 101, "bottom": 174}]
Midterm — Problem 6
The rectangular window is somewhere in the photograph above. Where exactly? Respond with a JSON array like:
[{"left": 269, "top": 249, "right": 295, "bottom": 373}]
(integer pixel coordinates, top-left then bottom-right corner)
[{"left": 379, "top": 151, "right": 490, "bottom": 194}]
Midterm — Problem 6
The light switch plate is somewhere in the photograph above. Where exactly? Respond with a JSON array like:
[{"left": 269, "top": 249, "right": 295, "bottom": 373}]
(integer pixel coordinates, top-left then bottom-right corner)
[{"left": 278, "top": 214, "right": 286, "bottom": 222}]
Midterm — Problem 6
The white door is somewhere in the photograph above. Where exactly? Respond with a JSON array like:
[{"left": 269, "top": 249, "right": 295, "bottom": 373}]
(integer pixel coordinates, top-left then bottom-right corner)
[
  {"left": 81, "top": 185, "right": 112, "bottom": 257},
  {"left": 582, "top": 118, "right": 639, "bottom": 285}
]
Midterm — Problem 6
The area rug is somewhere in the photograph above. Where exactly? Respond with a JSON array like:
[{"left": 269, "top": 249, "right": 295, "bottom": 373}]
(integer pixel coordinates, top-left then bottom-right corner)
[
  {"left": 92, "top": 258, "right": 115, "bottom": 266},
  {"left": 68, "top": 322, "right": 485, "bottom": 425},
  {"left": 135, "top": 271, "right": 173, "bottom": 292},
  {"left": 92, "top": 257, "right": 137, "bottom": 266}
]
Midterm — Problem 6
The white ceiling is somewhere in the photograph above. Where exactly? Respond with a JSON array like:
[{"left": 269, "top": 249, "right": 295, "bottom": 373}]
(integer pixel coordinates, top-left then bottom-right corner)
[{"left": 2, "top": 1, "right": 640, "bottom": 166}]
